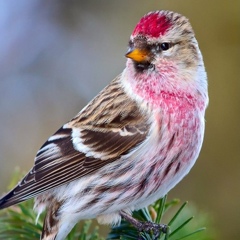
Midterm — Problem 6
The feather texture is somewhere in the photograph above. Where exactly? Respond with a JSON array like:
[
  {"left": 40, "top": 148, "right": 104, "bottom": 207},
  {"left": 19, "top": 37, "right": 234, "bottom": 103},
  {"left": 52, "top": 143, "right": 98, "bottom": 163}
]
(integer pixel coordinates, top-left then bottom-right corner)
[{"left": 0, "top": 76, "right": 150, "bottom": 209}]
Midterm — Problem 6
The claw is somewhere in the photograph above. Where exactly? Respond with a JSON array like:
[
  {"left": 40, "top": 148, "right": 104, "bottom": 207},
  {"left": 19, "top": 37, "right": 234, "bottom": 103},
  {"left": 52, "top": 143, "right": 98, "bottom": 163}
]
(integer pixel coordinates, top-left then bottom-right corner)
[{"left": 120, "top": 211, "right": 168, "bottom": 239}]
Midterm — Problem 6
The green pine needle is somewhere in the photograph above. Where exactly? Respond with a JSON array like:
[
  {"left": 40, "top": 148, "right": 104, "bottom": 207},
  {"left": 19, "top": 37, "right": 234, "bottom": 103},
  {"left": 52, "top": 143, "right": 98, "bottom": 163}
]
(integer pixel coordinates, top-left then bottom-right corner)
[
  {"left": 169, "top": 216, "right": 194, "bottom": 237},
  {"left": 168, "top": 201, "right": 188, "bottom": 227},
  {"left": 108, "top": 196, "right": 216, "bottom": 240},
  {"left": 155, "top": 194, "right": 167, "bottom": 224}
]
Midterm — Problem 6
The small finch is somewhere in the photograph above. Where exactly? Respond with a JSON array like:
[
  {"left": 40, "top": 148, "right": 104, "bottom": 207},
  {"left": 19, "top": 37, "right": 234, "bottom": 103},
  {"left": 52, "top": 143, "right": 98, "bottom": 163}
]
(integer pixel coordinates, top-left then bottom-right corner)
[{"left": 0, "top": 10, "right": 208, "bottom": 240}]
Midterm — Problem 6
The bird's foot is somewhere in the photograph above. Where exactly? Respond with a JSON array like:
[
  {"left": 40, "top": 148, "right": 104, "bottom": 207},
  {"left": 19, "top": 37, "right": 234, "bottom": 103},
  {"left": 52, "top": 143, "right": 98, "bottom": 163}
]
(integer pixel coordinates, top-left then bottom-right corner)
[{"left": 120, "top": 211, "right": 168, "bottom": 240}]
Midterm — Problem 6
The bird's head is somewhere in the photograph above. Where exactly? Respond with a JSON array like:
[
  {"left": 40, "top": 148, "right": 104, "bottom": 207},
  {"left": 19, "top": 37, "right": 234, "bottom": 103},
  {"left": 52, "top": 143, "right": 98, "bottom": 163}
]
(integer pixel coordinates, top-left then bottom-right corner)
[
  {"left": 126, "top": 10, "right": 202, "bottom": 77},
  {"left": 123, "top": 10, "right": 208, "bottom": 109}
]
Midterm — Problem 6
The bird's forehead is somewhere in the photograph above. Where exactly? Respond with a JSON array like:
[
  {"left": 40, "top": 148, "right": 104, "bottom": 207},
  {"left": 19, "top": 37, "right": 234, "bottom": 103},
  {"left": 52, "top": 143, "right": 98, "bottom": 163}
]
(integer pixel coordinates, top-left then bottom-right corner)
[{"left": 132, "top": 11, "right": 172, "bottom": 38}]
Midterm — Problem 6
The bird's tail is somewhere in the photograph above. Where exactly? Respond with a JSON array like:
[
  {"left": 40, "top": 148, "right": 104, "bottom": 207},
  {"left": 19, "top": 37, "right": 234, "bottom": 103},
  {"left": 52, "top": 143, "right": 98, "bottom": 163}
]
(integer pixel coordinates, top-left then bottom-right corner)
[
  {"left": 0, "top": 187, "right": 23, "bottom": 209},
  {"left": 0, "top": 170, "right": 43, "bottom": 210}
]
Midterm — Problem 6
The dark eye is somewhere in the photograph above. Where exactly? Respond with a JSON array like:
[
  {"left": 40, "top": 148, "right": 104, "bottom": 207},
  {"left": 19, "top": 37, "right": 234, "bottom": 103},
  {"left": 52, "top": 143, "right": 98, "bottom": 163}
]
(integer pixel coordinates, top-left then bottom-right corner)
[
  {"left": 160, "top": 42, "right": 171, "bottom": 51},
  {"left": 128, "top": 40, "right": 134, "bottom": 48}
]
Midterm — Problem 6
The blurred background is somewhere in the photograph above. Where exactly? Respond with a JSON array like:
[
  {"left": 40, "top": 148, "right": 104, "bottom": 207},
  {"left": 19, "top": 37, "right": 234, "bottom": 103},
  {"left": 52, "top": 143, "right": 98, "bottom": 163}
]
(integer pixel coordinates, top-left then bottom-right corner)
[{"left": 0, "top": 0, "right": 239, "bottom": 239}]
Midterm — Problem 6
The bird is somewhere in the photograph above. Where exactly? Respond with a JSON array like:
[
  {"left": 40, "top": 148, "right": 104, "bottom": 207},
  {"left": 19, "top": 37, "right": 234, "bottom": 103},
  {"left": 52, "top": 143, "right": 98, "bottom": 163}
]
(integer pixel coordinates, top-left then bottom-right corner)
[{"left": 0, "top": 10, "right": 208, "bottom": 240}]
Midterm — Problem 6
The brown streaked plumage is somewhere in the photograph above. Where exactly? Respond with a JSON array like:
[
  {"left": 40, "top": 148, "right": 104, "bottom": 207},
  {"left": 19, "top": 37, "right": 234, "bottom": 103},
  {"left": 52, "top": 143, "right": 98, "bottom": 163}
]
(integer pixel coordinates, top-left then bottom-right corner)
[
  {"left": 0, "top": 76, "right": 150, "bottom": 209},
  {"left": 0, "top": 10, "right": 208, "bottom": 240}
]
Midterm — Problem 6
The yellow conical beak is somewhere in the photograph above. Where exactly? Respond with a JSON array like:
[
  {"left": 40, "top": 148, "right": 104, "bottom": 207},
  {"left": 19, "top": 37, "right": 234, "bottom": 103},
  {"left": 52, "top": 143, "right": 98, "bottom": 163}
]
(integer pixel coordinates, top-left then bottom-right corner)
[{"left": 125, "top": 48, "right": 150, "bottom": 62}]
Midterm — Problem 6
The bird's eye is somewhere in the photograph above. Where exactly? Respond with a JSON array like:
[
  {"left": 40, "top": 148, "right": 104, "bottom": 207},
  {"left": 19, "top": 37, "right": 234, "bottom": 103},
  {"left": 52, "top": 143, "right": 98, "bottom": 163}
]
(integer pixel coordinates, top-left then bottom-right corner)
[
  {"left": 129, "top": 40, "right": 134, "bottom": 48},
  {"left": 160, "top": 42, "right": 171, "bottom": 51}
]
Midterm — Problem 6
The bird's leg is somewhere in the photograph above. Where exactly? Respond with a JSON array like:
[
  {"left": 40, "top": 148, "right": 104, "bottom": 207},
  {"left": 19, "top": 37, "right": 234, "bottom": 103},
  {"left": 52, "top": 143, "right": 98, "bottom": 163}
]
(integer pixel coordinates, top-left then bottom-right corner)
[{"left": 120, "top": 211, "right": 168, "bottom": 239}]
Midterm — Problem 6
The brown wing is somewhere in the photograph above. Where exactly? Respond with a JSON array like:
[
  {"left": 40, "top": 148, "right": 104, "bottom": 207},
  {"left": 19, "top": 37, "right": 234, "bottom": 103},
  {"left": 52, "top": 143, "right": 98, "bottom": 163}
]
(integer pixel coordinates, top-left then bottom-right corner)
[{"left": 0, "top": 76, "right": 150, "bottom": 209}]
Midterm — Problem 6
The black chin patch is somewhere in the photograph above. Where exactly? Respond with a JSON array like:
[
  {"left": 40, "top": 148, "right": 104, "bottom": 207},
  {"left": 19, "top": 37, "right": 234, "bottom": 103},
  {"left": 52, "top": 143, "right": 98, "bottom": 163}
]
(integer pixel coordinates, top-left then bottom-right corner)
[{"left": 134, "top": 61, "right": 153, "bottom": 73}]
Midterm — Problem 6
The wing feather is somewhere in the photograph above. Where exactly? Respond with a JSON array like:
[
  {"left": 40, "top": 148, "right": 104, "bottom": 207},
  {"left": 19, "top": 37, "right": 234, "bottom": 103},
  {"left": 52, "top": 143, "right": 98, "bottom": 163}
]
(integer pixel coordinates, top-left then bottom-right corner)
[{"left": 0, "top": 76, "right": 150, "bottom": 209}]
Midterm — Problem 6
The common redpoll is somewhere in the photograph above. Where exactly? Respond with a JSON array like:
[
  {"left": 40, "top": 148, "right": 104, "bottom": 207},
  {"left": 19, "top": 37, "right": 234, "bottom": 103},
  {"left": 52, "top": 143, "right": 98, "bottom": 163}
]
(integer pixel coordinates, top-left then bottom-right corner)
[{"left": 0, "top": 10, "right": 208, "bottom": 240}]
